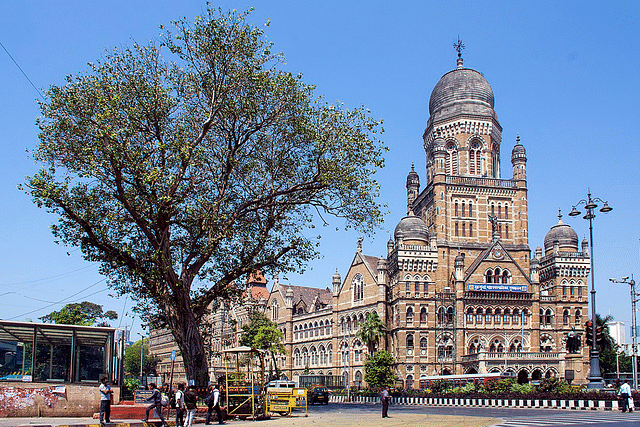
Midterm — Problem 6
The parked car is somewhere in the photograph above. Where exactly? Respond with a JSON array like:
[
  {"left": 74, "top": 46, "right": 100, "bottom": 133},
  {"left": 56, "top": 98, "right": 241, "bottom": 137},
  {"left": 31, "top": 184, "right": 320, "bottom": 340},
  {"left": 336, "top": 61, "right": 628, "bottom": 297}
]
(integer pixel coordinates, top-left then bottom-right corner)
[{"left": 308, "top": 385, "right": 329, "bottom": 405}]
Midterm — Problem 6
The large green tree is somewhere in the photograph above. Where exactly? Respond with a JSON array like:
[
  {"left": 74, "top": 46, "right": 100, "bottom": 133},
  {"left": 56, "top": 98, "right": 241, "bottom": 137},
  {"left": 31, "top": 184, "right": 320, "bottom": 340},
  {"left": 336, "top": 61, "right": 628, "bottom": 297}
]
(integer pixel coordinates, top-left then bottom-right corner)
[
  {"left": 25, "top": 7, "right": 385, "bottom": 386},
  {"left": 40, "top": 301, "right": 117, "bottom": 326},
  {"left": 364, "top": 350, "right": 396, "bottom": 389},
  {"left": 124, "top": 338, "right": 160, "bottom": 376},
  {"left": 240, "top": 311, "right": 286, "bottom": 379},
  {"left": 357, "top": 311, "right": 387, "bottom": 355}
]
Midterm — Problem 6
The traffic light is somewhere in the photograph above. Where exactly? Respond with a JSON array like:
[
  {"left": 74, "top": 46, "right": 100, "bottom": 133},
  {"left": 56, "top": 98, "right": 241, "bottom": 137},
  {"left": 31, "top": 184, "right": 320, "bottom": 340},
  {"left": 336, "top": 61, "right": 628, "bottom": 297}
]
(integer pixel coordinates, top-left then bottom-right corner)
[
  {"left": 585, "top": 321, "right": 594, "bottom": 347},
  {"left": 596, "top": 327, "right": 605, "bottom": 347}
]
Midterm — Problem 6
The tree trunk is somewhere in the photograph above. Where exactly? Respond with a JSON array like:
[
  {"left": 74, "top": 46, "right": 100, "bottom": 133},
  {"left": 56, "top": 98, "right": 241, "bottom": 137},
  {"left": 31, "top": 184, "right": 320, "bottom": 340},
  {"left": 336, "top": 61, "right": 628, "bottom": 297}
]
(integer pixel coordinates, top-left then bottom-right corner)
[{"left": 166, "top": 303, "right": 210, "bottom": 388}]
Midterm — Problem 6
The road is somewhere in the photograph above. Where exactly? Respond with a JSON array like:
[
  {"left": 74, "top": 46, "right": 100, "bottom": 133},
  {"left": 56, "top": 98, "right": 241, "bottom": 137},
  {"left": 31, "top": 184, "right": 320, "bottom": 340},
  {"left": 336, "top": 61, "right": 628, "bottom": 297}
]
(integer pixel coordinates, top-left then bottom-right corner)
[{"left": 306, "top": 402, "right": 640, "bottom": 427}]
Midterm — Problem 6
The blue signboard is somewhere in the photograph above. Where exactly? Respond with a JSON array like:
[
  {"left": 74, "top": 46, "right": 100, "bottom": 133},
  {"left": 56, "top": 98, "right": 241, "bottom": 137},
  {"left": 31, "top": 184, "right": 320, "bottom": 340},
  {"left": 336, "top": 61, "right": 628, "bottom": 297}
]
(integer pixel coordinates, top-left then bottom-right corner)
[
  {"left": 171, "top": 350, "right": 176, "bottom": 361},
  {"left": 468, "top": 283, "right": 527, "bottom": 292}
]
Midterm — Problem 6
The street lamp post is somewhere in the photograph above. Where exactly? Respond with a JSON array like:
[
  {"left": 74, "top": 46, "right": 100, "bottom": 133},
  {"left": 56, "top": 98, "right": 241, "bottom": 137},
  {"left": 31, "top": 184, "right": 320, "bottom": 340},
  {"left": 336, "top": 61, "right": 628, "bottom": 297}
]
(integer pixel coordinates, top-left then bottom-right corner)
[
  {"left": 137, "top": 332, "right": 145, "bottom": 386},
  {"left": 609, "top": 276, "right": 638, "bottom": 390},
  {"left": 568, "top": 190, "right": 612, "bottom": 389}
]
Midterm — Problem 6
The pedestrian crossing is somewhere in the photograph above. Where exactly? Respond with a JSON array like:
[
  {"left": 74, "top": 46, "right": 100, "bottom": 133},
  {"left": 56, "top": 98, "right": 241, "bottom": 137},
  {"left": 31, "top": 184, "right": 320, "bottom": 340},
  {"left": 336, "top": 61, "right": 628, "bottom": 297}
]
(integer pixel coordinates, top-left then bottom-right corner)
[{"left": 493, "top": 411, "right": 640, "bottom": 426}]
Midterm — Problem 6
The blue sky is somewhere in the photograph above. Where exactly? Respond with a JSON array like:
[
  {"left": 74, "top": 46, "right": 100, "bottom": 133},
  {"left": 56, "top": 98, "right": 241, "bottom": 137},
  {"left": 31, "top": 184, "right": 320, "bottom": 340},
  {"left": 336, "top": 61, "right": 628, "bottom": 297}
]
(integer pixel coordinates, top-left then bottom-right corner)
[{"left": 1, "top": 1, "right": 638, "bottom": 341}]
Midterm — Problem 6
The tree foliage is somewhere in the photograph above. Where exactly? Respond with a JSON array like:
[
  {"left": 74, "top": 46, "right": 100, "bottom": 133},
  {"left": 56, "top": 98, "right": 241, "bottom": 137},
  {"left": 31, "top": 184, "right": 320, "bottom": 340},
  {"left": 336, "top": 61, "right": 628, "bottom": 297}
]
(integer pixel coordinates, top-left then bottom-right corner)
[
  {"left": 25, "top": 7, "right": 385, "bottom": 386},
  {"left": 40, "top": 301, "right": 117, "bottom": 326},
  {"left": 124, "top": 338, "right": 160, "bottom": 376},
  {"left": 240, "top": 311, "right": 286, "bottom": 378},
  {"left": 364, "top": 350, "right": 396, "bottom": 389},
  {"left": 357, "top": 311, "right": 387, "bottom": 355}
]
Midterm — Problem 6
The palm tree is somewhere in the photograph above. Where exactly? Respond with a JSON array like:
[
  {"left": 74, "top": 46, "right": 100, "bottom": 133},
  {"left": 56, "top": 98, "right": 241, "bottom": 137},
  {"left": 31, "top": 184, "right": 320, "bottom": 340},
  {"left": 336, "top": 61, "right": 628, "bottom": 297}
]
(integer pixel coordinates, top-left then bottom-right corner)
[{"left": 357, "top": 312, "right": 387, "bottom": 355}]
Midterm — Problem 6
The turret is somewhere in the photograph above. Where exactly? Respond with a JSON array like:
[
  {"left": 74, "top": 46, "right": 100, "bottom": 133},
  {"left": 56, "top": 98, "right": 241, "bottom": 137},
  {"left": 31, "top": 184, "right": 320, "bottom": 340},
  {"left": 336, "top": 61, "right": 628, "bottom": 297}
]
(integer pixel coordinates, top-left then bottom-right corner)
[
  {"left": 511, "top": 135, "right": 527, "bottom": 181},
  {"left": 285, "top": 286, "right": 294, "bottom": 307},
  {"left": 332, "top": 269, "right": 341, "bottom": 297},
  {"left": 581, "top": 237, "right": 589, "bottom": 254},
  {"left": 454, "top": 253, "right": 465, "bottom": 282},
  {"left": 406, "top": 164, "right": 420, "bottom": 213}
]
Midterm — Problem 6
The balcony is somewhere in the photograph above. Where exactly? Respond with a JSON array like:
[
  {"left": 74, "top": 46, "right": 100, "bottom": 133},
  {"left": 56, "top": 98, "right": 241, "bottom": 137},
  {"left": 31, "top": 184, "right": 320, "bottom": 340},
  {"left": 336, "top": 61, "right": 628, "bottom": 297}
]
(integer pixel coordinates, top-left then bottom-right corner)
[
  {"left": 462, "top": 351, "right": 563, "bottom": 363},
  {"left": 464, "top": 291, "right": 533, "bottom": 301},
  {"left": 446, "top": 175, "right": 518, "bottom": 189}
]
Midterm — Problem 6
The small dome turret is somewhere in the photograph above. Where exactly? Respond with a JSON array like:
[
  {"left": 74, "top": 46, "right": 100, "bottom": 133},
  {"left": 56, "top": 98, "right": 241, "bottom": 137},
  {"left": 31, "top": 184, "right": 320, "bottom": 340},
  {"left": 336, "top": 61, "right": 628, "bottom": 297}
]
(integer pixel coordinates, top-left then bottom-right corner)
[
  {"left": 394, "top": 214, "right": 429, "bottom": 244},
  {"left": 544, "top": 211, "right": 579, "bottom": 254}
]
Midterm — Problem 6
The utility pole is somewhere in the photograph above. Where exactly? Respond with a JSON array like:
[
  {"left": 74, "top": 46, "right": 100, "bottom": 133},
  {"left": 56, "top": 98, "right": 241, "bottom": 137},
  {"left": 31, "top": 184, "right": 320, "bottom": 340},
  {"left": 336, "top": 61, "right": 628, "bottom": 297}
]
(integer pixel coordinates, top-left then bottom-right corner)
[{"left": 609, "top": 276, "right": 638, "bottom": 390}]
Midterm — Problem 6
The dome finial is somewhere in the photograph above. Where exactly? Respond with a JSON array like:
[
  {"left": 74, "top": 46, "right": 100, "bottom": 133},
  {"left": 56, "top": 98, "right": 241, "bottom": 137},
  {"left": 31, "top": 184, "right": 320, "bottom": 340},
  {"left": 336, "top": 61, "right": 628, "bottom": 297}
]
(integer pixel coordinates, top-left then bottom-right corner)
[
  {"left": 516, "top": 134, "right": 521, "bottom": 144},
  {"left": 557, "top": 208, "right": 563, "bottom": 224},
  {"left": 411, "top": 162, "right": 415, "bottom": 172},
  {"left": 454, "top": 37, "right": 465, "bottom": 69}
]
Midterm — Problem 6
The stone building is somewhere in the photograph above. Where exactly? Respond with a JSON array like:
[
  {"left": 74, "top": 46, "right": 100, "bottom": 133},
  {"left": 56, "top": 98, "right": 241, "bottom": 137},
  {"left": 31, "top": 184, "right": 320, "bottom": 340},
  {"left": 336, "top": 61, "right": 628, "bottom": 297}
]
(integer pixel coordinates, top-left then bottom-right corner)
[{"left": 151, "top": 53, "right": 591, "bottom": 387}]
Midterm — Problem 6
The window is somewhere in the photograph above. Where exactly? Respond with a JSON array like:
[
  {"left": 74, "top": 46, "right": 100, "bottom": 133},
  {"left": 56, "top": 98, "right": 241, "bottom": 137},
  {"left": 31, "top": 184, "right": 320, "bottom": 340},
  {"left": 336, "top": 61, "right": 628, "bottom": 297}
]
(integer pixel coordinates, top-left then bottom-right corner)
[
  {"left": 486, "top": 270, "right": 493, "bottom": 283},
  {"left": 503, "top": 309, "right": 510, "bottom": 323},
  {"left": 522, "top": 309, "right": 529, "bottom": 324},
  {"left": 575, "top": 309, "right": 582, "bottom": 325},
  {"left": 423, "top": 282, "right": 428, "bottom": 293},
  {"left": 512, "top": 309, "right": 519, "bottom": 323},
  {"left": 494, "top": 309, "right": 501, "bottom": 323},
  {"left": 462, "top": 202, "right": 466, "bottom": 217},
  {"left": 505, "top": 225, "right": 509, "bottom": 239},
  {"left": 455, "top": 201, "right": 459, "bottom": 217},
  {"left": 485, "top": 308, "right": 492, "bottom": 323},
  {"left": 406, "top": 334, "right": 414, "bottom": 354},
  {"left": 455, "top": 222, "right": 459, "bottom": 237},
  {"left": 420, "top": 307, "right": 427, "bottom": 323},
  {"left": 462, "top": 223, "right": 466, "bottom": 237},
  {"left": 469, "top": 222, "right": 473, "bottom": 237},
  {"left": 415, "top": 281, "right": 420, "bottom": 293},
  {"left": 352, "top": 274, "right": 364, "bottom": 301},
  {"left": 406, "top": 307, "right": 414, "bottom": 325},
  {"left": 469, "top": 202, "right": 474, "bottom": 217},
  {"left": 476, "top": 308, "right": 483, "bottom": 323},
  {"left": 445, "top": 142, "right": 459, "bottom": 175},
  {"left": 563, "top": 309, "right": 569, "bottom": 325},
  {"left": 466, "top": 308, "right": 473, "bottom": 323},
  {"left": 420, "top": 337, "right": 428, "bottom": 355},
  {"left": 272, "top": 302, "right": 279, "bottom": 321}
]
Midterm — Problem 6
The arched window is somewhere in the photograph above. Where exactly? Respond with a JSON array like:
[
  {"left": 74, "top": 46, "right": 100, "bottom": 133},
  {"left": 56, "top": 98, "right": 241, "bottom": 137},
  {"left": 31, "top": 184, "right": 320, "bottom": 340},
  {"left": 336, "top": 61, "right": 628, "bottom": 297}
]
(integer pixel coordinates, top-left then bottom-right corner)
[
  {"left": 406, "top": 374, "right": 414, "bottom": 390},
  {"left": 420, "top": 307, "right": 427, "bottom": 323},
  {"left": 406, "top": 307, "right": 414, "bottom": 325},
  {"left": 469, "top": 201, "right": 474, "bottom": 217},
  {"left": 505, "top": 204, "right": 509, "bottom": 219},
  {"left": 420, "top": 337, "right": 428, "bottom": 355},
  {"left": 437, "top": 307, "right": 446, "bottom": 324},
  {"left": 406, "top": 334, "right": 414, "bottom": 354},
  {"left": 327, "top": 344, "right": 332, "bottom": 364},
  {"left": 545, "top": 309, "right": 553, "bottom": 326},
  {"left": 494, "top": 309, "right": 502, "bottom": 323},
  {"left": 310, "top": 346, "right": 317, "bottom": 365},
  {"left": 522, "top": 309, "right": 529, "bottom": 324},
  {"left": 563, "top": 309, "right": 569, "bottom": 325},
  {"left": 319, "top": 345, "right": 326, "bottom": 365},
  {"left": 466, "top": 308, "right": 474, "bottom": 323},
  {"left": 272, "top": 302, "right": 279, "bottom": 321},
  {"left": 294, "top": 349, "right": 301, "bottom": 367},
  {"left": 476, "top": 308, "right": 483, "bottom": 323},
  {"left": 502, "top": 270, "right": 509, "bottom": 284},
  {"left": 469, "top": 140, "right": 482, "bottom": 175},
  {"left": 485, "top": 308, "right": 492, "bottom": 323},
  {"left": 486, "top": 270, "right": 493, "bottom": 283},
  {"left": 462, "top": 201, "right": 466, "bottom": 217},
  {"left": 446, "top": 307, "right": 454, "bottom": 324},
  {"left": 575, "top": 309, "right": 582, "bottom": 325},
  {"left": 469, "top": 222, "right": 473, "bottom": 237},
  {"left": 512, "top": 308, "right": 519, "bottom": 324},
  {"left": 503, "top": 309, "right": 511, "bottom": 323},
  {"left": 455, "top": 201, "right": 459, "bottom": 217},
  {"left": 445, "top": 142, "right": 459, "bottom": 175},
  {"left": 352, "top": 274, "right": 364, "bottom": 301}
]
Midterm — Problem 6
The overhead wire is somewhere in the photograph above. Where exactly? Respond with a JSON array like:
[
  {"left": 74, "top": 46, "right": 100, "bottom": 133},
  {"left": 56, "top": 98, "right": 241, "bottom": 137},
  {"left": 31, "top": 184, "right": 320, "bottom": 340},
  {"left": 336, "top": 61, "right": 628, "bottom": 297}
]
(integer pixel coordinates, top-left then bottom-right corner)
[{"left": 0, "top": 41, "right": 45, "bottom": 101}]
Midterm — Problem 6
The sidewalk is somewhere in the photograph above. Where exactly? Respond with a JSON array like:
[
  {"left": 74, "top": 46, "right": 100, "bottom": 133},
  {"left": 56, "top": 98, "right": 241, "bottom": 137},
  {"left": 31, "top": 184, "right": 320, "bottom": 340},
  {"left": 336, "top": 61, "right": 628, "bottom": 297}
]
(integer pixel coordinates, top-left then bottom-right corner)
[{"left": 0, "top": 413, "right": 499, "bottom": 427}]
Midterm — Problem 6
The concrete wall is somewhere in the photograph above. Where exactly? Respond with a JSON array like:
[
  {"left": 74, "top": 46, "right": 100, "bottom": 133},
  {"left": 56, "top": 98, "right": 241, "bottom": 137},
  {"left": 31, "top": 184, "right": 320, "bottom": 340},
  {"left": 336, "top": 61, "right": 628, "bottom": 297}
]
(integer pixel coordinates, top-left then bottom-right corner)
[{"left": 0, "top": 382, "right": 120, "bottom": 417}]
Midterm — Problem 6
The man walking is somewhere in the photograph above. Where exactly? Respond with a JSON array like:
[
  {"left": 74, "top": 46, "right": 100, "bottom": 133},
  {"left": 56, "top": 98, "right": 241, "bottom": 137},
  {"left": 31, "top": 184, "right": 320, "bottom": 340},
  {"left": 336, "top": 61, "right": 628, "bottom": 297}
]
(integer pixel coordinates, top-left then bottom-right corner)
[
  {"left": 619, "top": 380, "right": 632, "bottom": 412},
  {"left": 142, "top": 383, "right": 167, "bottom": 426},
  {"left": 98, "top": 376, "right": 113, "bottom": 425},
  {"left": 380, "top": 386, "right": 390, "bottom": 418},
  {"left": 184, "top": 385, "right": 198, "bottom": 427},
  {"left": 175, "top": 383, "right": 185, "bottom": 427}
]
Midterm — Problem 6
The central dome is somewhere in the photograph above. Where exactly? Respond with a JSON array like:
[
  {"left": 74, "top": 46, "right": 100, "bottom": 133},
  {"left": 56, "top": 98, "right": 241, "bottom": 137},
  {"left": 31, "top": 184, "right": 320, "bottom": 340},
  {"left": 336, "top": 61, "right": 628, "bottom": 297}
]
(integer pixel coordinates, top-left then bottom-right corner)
[
  {"left": 394, "top": 214, "right": 429, "bottom": 244},
  {"left": 428, "top": 65, "right": 495, "bottom": 122}
]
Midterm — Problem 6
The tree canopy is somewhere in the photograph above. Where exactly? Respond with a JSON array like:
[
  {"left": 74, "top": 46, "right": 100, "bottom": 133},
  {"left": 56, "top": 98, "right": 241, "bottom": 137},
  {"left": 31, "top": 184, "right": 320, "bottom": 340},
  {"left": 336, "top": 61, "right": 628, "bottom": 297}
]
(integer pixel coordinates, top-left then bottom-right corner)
[
  {"left": 364, "top": 349, "right": 396, "bottom": 389},
  {"left": 40, "top": 301, "right": 117, "bottom": 326},
  {"left": 357, "top": 311, "right": 387, "bottom": 355},
  {"left": 240, "top": 311, "right": 286, "bottom": 379},
  {"left": 124, "top": 337, "right": 160, "bottom": 376},
  {"left": 25, "top": 6, "right": 385, "bottom": 386}
]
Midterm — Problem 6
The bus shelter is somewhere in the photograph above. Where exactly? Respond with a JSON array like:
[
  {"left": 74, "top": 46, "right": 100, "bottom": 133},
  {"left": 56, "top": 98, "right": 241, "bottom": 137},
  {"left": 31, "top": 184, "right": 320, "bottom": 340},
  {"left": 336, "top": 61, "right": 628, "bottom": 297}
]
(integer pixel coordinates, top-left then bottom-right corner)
[{"left": 0, "top": 320, "right": 123, "bottom": 385}]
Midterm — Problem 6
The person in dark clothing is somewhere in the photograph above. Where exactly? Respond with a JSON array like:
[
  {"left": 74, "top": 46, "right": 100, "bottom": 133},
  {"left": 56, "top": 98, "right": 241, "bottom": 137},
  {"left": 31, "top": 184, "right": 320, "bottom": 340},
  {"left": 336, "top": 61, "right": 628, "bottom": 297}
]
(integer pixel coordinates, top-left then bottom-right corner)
[
  {"left": 184, "top": 386, "right": 198, "bottom": 427},
  {"left": 205, "top": 385, "right": 215, "bottom": 425},
  {"left": 142, "top": 383, "right": 167, "bottom": 426},
  {"left": 380, "top": 386, "right": 390, "bottom": 418}
]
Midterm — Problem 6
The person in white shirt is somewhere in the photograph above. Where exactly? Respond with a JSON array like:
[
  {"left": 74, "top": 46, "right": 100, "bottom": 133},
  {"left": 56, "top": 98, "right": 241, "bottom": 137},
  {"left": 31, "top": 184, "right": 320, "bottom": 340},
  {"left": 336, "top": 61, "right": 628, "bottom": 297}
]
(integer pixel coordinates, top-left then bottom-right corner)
[
  {"left": 98, "top": 377, "right": 113, "bottom": 425},
  {"left": 175, "top": 383, "right": 185, "bottom": 426},
  {"left": 619, "top": 380, "right": 632, "bottom": 412}
]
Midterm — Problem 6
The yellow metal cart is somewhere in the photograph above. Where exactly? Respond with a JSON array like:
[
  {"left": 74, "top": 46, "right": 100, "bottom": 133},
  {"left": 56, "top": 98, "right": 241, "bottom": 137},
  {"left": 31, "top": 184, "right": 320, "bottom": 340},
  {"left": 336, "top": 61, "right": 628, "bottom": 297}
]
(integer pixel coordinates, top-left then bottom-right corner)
[
  {"left": 222, "top": 346, "right": 267, "bottom": 420},
  {"left": 266, "top": 387, "right": 308, "bottom": 416}
]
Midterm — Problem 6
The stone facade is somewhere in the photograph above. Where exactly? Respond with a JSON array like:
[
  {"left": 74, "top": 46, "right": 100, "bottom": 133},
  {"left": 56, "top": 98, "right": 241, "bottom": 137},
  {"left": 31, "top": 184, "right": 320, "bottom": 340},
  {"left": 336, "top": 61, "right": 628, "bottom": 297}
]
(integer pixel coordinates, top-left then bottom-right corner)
[{"left": 151, "top": 55, "right": 591, "bottom": 388}]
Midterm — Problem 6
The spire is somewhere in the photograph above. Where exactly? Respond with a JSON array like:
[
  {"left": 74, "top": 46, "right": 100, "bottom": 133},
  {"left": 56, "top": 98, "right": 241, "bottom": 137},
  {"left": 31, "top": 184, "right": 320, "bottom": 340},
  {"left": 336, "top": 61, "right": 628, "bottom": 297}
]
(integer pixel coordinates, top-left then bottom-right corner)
[{"left": 454, "top": 37, "right": 465, "bottom": 69}]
